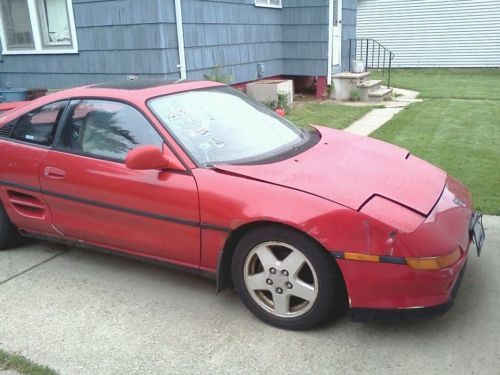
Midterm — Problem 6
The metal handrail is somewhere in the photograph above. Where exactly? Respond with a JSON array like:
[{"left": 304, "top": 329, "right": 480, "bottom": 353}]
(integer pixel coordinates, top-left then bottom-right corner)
[{"left": 348, "top": 38, "right": 395, "bottom": 88}]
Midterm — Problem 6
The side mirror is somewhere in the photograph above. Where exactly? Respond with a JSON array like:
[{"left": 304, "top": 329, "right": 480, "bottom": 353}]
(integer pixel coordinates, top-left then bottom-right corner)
[{"left": 125, "top": 145, "right": 171, "bottom": 170}]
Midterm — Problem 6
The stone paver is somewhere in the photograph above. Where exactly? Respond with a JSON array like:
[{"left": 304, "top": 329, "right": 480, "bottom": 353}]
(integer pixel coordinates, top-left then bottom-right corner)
[{"left": 0, "top": 216, "right": 498, "bottom": 374}]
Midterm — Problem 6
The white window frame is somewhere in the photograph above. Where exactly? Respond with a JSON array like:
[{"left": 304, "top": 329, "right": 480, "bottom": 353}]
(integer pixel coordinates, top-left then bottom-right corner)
[
  {"left": 254, "top": 0, "right": 282, "bottom": 9},
  {"left": 0, "top": 0, "right": 78, "bottom": 55}
]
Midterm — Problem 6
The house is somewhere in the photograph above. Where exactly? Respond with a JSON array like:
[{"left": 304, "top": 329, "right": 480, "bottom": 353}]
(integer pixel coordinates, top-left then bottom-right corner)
[
  {"left": 0, "top": 0, "right": 357, "bottom": 97},
  {"left": 357, "top": 0, "right": 500, "bottom": 67}
]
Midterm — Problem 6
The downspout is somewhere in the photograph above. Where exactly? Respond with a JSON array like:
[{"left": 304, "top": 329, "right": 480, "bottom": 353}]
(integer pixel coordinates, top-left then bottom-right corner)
[
  {"left": 327, "top": 0, "right": 334, "bottom": 85},
  {"left": 174, "top": 0, "right": 187, "bottom": 80}
]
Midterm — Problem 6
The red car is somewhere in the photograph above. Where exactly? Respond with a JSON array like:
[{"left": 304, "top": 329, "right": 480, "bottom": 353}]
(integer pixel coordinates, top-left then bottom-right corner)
[{"left": 0, "top": 80, "right": 485, "bottom": 330}]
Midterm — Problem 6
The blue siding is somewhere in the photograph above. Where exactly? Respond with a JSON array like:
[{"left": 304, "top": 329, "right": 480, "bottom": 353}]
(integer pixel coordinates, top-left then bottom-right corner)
[
  {"left": 282, "top": 0, "right": 329, "bottom": 76},
  {"left": 0, "top": 0, "right": 356, "bottom": 89},
  {"left": 0, "top": 0, "right": 180, "bottom": 88},
  {"left": 181, "top": 0, "right": 283, "bottom": 82}
]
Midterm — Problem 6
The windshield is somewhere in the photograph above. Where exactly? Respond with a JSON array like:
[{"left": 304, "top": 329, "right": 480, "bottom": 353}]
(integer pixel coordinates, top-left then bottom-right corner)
[{"left": 148, "top": 87, "right": 307, "bottom": 165}]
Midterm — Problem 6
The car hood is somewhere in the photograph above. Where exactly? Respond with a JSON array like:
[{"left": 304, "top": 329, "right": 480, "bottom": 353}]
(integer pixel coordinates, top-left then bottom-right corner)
[{"left": 213, "top": 126, "right": 446, "bottom": 216}]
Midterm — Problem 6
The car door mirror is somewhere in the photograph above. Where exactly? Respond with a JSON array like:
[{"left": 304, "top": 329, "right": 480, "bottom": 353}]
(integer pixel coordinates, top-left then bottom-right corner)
[{"left": 125, "top": 145, "right": 171, "bottom": 170}]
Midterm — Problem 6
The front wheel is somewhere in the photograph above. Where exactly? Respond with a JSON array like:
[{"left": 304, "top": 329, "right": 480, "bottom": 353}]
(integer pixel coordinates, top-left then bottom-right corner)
[{"left": 231, "top": 226, "right": 347, "bottom": 330}]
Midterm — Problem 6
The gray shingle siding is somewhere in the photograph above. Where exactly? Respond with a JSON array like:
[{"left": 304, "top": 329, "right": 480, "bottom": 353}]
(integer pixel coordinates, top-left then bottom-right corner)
[
  {"left": 282, "top": 1, "right": 329, "bottom": 76},
  {"left": 0, "top": 0, "right": 179, "bottom": 88},
  {"left": 181, "top": 0, "right": 283, "bottom": 82},
  {"left": 0, "top": 0, "right": 357, "bottom": 89}
]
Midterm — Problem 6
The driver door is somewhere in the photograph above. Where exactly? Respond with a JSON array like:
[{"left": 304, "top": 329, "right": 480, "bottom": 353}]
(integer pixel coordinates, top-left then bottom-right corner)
[{"left": 40, "top": 99, "right": 201, "bottom": 266}]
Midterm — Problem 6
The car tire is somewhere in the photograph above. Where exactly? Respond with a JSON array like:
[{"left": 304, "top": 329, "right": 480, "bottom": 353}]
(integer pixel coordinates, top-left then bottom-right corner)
[
  {"left": 0, "top": 203, "right": 19, "bottom": 250},
  {"left": 232, "top": 225, "right": 347, "bottom": 330}
]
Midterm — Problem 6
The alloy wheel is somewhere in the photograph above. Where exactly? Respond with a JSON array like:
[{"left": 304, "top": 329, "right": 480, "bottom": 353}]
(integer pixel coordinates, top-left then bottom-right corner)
[{"left": 243, "top": 241, "right": 319, "bottom": 318}]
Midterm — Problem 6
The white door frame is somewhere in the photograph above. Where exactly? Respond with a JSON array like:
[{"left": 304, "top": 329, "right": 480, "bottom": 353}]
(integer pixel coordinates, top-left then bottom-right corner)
[
  {"left": 327, "top": 0, "right": 343, "bottom": 85},
  {"left": 332, "top": 0, "right": 343, "bottom": 66}
]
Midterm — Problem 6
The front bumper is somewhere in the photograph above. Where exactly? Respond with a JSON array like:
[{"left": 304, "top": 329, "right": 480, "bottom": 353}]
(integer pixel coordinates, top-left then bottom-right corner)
[
  {"left": 337, "top": 247, "right": 468, "bottom": 317},
  {"left": 336, "top": 175, "right": 481, "bottom": 321},
  {"left": 348, "top": 260, "right": 467, "bottom": 322}
]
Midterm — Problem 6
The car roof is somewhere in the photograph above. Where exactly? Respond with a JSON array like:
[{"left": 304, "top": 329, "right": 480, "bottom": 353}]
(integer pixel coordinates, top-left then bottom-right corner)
[
  {"left": 90, "top": 79, "right": 189, "bottom": 90},
  {"left": 43, "top": 79, "right": 225, "bottom": 104}
]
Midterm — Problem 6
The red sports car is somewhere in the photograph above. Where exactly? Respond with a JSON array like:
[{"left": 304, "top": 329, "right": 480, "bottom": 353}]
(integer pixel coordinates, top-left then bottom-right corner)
[{"left": 0, "top": 80, "right": 485, "bottom": 330}]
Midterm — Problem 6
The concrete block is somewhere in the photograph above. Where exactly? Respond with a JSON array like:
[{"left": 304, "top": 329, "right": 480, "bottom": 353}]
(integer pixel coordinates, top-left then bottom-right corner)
[{"left": 246, "top": 79, "right": 294, "bottom": 106}]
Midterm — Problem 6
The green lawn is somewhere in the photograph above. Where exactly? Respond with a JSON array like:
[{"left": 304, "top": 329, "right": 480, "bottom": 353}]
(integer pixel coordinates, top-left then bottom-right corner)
[
  {"left": 372, "top": 68, "right": 500, "bottom": 100},
  {"left": 0, "top": 349, "right": 57, "bottom": 375},
  {"left": 287, "top": 102, "right": 372, "bottom": 129},
  {"left": 372, "top": 96, "right": 500, "bottom": 214}
]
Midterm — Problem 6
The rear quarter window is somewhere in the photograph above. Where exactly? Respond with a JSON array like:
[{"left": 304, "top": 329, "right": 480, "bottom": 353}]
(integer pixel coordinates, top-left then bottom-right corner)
[{"left": 9, "top": 101, "right": 68, "bottom": 146}]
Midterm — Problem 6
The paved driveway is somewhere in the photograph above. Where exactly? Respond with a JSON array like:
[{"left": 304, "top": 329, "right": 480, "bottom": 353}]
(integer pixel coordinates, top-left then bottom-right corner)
[{"left": 0, "top": 216, "right": 499, "bottom": 374}]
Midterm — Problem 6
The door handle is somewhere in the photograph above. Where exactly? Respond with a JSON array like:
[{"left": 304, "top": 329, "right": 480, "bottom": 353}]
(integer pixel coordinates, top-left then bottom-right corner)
[{"left": 44, "top": 167, "right": 66, "bottom": 180}]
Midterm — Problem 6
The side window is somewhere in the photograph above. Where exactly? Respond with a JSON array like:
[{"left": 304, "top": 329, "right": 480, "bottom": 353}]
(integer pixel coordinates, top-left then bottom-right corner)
[
  {"left": 11, "top": 101, "right": 68, "bottom": 146},
  {"left": 56, "top": 100, "right": 163, "bottom": 161}
]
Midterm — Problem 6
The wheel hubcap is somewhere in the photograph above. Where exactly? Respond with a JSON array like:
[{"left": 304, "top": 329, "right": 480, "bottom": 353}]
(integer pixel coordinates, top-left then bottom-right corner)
[{"left": 243, "top": 241, "right": 319, "bottom": 318}]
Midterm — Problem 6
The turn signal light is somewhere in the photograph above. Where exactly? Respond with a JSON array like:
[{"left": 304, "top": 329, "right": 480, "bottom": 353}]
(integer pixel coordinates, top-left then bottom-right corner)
[
  {"left": 406, "top": 247, "right": 462, "bottom": 271},
  {"left": 344, "top": 252, "right": 380, "bottom": 262}
]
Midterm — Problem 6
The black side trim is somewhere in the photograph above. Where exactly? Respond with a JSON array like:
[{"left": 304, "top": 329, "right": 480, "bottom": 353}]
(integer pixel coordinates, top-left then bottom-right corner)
[
  {"left": 0, "top": 179, "right": 231, "bottom": 233},
  {"left": 379, "top": 255, "right": 407, "bottom": 265},
  {"left": 331, "top": 251, "right": 344, "bottom": 260},
  {"left": 0, "top": 180, "right": 40, "bottom": 193},
  {"left": 200, "top": 223, "right": 232, "bottom": 233},
  {"left": 43, "top": 188, "right": 200, "bottom": 228},
  {"left": 349, "top": 261, "right": 467, "bottom": 322},
  {"left": 330, "top": 251, "right": 406, "bottom": 265}
]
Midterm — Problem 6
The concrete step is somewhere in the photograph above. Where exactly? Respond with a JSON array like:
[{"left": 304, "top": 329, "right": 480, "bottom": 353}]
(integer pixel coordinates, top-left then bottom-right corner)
[
  {"left": 356, "top": 80, "right": 382, "bottom": 101},
  {"left": 356, "top": 79, "right": 382, "bottom": 89},
  {"left": 332, "top": 71, "right": 371, "bottom": 80},
  {"left": 368, "top": 87, "right": 393, "bottom": 103},
  {"left": 331, "top": 71, "right": 372, "bottom": 100}
]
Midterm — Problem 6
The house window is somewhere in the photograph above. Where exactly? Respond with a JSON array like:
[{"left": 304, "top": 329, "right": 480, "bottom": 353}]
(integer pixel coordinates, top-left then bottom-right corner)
[
  {"left": 0, "top": 0, "right": 78, "bottom": 54},
  {"left": 255, "top": 0, "right": 282, "bottom": 9}
]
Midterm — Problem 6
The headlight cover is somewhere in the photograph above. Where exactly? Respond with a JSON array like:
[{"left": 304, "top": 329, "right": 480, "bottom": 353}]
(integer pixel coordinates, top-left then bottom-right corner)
[{"left": 360, "top": 195, "right": 425, "bottom": 233}]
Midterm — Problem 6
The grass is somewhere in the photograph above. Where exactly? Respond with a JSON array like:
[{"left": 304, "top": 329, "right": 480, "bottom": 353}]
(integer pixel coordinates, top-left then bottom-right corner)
[
  {"left": 371, "top": 95, "right": 500, "bottom": 214},
  {"left": 371, "top": 68, "right": 500, "bottom": 100},
  {"left": 287, "top": 102, "right": 372, "bottom": 129},
  {"left": 0, "top": 349, "right": 58, "bottom": 375}
]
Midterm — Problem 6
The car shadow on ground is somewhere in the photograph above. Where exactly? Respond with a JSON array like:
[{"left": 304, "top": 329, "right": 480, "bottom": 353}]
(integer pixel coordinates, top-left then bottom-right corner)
[{"left": 15, "top": 239, "right": 484, "bottom": 336}]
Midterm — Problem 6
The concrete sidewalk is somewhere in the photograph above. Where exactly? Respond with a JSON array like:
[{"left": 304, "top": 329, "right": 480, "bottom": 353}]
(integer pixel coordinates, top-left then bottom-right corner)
[
  {"left": 344, "top": 87, "right": 422, "bottom": 136},
  {"left": 0, "top": 216, "right": 499, "bottom": 374}
]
